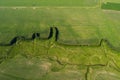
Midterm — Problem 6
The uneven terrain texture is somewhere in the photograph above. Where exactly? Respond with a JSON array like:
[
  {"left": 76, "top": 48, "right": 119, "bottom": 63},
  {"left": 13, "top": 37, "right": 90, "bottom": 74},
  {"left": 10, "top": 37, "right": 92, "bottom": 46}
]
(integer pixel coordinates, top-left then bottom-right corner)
[{"left": 0, "top": 0, "right": 120, "bottom": 80}]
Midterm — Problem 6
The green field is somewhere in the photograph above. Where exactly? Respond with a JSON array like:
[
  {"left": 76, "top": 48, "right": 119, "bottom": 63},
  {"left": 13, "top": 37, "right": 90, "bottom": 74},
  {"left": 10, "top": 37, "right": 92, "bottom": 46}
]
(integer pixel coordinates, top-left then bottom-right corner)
[
  {"left": 0, "top": 0, "right": 120, "bottom": 80},
  {"left": 0, "top": 35, "right": 120, "bottom": 80},
  {"left": 0, "top": 8, "right": 120, "bottom": 48},
  {"left": 102, "top": 2, "right": 120, "bottom": 11},
  {"left": 0, "top": 0, "right": 99, "bottom": 7},
  {"left": 103, "top": 0, "right": 120, "bottom": 3}
]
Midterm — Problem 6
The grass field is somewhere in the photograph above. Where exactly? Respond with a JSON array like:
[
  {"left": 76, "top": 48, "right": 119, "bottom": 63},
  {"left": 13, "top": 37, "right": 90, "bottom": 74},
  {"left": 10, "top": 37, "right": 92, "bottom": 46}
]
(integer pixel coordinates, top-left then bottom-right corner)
[
  {"left": 103, "top": 0, "right": 120, "bottom": 3},
  {"left": 0, "top": 8, "right": 120, "bottom": 48},
  {"left": 0, "top": 0, "right": 99, "bottom": 7},
  {"left": 102, "top": 2, "right": 120, "bottom": 11},
  {"left": 0, "top": 0, "right": 120, "bottom": 80},
  {"left": 0, "top": 38, "right": 120, "bottom": 80}
]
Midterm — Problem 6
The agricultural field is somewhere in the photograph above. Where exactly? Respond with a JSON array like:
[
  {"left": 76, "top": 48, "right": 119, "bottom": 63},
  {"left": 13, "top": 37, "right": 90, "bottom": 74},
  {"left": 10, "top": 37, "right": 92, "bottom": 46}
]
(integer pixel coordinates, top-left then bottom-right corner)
[
  {"left": 0, "top": 0, "right": 99, "bottom": 7},
  {"left": 103, "top": 0, "right": 120, "bottom": 3},
  {"left": 0, "top": 0, "right": 120, "bottom": 80},
  {"left": 102, "top": 0, "right": 120, "bottom": 10}
]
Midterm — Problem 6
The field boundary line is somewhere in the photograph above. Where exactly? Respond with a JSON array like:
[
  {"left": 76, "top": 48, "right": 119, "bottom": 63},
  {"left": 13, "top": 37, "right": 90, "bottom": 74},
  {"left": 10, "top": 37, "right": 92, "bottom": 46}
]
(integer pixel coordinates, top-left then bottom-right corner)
[{"left": 0, "top": 5, "right": 100, "bottom": 9}]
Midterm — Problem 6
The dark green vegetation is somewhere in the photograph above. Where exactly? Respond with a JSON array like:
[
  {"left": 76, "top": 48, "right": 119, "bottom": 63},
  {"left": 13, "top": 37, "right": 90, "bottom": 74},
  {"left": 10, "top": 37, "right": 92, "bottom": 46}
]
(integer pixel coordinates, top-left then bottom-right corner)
[
  {"left": 103, "top": 0, "right": 120, "bottom": 3},
  {"left": 0, "top": 0, "right": 120, "bottom": 80},
  {"left": 102, "top": 2, "right": 120, "bottom": 11}
]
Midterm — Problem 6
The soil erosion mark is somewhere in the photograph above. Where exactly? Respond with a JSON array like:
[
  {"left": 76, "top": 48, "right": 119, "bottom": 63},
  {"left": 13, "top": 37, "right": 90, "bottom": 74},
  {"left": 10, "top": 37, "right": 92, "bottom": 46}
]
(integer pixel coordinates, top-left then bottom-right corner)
[{"left": 0, "top": 27, "right": 119, "bottom": 51}]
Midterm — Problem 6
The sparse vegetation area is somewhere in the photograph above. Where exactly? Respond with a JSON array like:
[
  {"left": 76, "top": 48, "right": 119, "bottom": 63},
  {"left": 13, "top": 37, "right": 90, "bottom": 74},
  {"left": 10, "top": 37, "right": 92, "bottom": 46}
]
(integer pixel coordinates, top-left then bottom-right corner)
[{"left": 0, "top": 0, "right": 120, "bottom": 80}]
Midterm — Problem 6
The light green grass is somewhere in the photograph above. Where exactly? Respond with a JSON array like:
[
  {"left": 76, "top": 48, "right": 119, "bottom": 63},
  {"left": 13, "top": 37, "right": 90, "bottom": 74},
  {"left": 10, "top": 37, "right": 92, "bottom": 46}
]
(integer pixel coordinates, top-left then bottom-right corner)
[
  {"left": 0, "top": 0, "right": 120, "bottom": 80},
  {"left": 0, "top": 0, "right": 99, "bottom": 7},
  {"left": 0, "top": 8, "right": 120, "bottom": 48}
]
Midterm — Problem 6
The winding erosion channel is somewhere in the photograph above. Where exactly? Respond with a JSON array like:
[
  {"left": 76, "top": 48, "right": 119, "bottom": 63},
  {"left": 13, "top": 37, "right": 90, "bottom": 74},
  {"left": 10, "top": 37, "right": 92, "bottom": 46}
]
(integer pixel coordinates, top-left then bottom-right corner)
[
  {"left": 0, "top": 27, "right": 119, "bottom": 52},
  {"left": 0, "top": 27, "right": 120, "bottom": 80}
]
